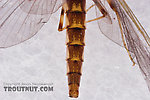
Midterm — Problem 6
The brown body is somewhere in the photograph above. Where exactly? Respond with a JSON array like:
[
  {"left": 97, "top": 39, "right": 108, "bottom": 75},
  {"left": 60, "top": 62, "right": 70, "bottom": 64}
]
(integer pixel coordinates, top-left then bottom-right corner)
[
  {"left": 64, "top": 0, "right": 86, "bottom": 98},
  {"left": 0, "top": 0, "right": 150, "bottom": 99}
]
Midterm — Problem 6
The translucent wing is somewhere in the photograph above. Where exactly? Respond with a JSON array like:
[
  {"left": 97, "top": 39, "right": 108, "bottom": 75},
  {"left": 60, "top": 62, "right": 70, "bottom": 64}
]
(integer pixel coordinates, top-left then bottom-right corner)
[
  {"left": 118, "top": 0, "right": 150, "bottom": 47},
  {"left": 0, "top": 0, "right": 63, "bottom": 48},
  {"left": 93, "top": 0, "right": 150, "bottom": 90},
  {"left": 113, "top": 0, "right": 150, "bottom": 89},
  {"left": 93, "top": 0, "right": 149, "bottom": 53},
  {"left": 93, "top": 0, "right": 124, "bottom": 47},
  {"left": 19, "top": 0, "right": 64, "bottom": 14}
]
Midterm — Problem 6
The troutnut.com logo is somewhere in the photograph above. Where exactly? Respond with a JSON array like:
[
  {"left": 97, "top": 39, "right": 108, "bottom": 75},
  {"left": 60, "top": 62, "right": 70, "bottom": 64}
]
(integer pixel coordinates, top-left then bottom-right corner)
[{"left": 3, "top": 82, "right": 53, "bottom": 92}]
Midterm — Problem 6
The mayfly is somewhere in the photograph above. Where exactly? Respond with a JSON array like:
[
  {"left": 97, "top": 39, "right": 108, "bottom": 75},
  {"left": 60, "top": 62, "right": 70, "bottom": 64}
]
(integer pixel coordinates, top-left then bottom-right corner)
[{"left": 0, "top": 0, "right": 150, "bottom": 98}]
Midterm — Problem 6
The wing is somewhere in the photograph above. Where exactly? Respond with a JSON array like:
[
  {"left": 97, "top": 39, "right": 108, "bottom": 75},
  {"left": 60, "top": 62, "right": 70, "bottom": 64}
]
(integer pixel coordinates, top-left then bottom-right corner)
[
  {"left": 107, "top": 0, "right": 150, "bottom": 90},
  {"left": 118, "top": 0, "right": 150, "bottom": 47},
  {"left": 93, "top": 0, "right": 150, "bottom": 90},
  {"left": 19, "top": 0, "right": 64, "bottom": 14},
  {"left": 93, "top": 0, "right": 124, "bottom": 47},
  {"left": 93, "top": 0, "right": 150, "bottom": 48},
  {"left": 0, "top": 0, "right": 63, "bottom": 48},
  {"left": 115, "top": 0, "right": 150, "bottom": 90}
]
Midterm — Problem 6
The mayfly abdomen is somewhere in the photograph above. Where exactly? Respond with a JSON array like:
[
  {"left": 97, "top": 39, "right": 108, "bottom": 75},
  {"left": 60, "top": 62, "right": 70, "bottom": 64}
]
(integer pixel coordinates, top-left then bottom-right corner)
[{"left": 65, "top": 0, "right": 86, "bottom": 98}]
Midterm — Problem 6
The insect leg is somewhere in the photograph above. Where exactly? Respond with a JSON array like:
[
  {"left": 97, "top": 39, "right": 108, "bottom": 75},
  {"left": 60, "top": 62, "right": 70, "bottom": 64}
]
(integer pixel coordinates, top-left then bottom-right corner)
[
  {"left": 86, "top": 15, "right": 105, "bottom": 23},
  {"left": 58, "top": 7, "right": 66, "bottom": 31},
  {"left": 86, "top": 4, "right": 95, "bottom": 12},
  {"left": 86, "top": 0, "right": 112, "bottom": 23},
  {"left": 116, "top": 12, "right": 135, "bottom": 66}
]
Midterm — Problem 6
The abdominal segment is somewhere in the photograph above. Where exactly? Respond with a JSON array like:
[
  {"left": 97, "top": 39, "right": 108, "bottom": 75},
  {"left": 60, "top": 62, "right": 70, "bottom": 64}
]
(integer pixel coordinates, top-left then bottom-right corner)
[
  {"left": 65, "top": 0, "right": 86, "bottom": 98},
  {"left": 66, "top": 28, "right": 85, "bottom": 98}
]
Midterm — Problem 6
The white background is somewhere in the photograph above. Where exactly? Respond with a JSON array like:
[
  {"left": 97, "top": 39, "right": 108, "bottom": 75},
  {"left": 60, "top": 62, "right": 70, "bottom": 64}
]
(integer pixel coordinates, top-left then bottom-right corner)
[{"left": 0, "top": 0, "right": 150, "bottom": 100}]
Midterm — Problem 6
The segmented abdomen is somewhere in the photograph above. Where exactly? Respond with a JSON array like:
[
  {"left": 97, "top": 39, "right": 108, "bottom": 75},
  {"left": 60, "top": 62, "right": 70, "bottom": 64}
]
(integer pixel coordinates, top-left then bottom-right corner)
[{"left": 66, "top": 0, "right": 86, "bottom": 98}]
